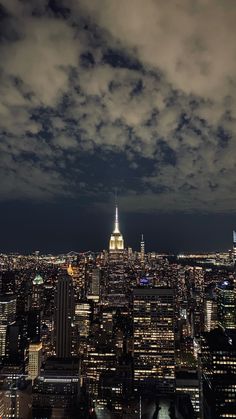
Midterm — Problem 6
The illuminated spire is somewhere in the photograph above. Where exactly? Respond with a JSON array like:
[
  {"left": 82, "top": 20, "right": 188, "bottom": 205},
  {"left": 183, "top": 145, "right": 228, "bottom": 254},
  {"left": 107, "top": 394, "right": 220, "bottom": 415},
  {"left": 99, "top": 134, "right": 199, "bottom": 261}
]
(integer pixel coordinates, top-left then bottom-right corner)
[{"left": 113, "top": 205, "right": 120, "bottom": 234}]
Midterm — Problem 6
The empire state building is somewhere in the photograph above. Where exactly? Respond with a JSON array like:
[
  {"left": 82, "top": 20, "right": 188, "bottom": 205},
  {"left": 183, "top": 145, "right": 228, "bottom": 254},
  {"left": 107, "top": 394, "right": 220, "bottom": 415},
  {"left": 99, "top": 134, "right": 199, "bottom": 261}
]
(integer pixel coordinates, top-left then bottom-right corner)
[{"left": 109, "top": 206, "right": 124, "bottom": 252}]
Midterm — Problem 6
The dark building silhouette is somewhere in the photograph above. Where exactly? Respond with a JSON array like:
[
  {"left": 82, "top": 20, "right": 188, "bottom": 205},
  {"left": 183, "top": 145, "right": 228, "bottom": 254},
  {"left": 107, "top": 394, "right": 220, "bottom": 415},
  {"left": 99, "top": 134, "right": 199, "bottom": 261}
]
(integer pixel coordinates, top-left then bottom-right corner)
[
  {"left": 0, "top": 271, "right": 16, "bottom": 295},
  {"left": 28, "top": 310, "right": 41, "bottom": 343},
  {"left": 32, "top": 357, "right": 80, "bottom": 419},
  {"left": 54, "top": 273, "right": 74, "bottom": 358}
]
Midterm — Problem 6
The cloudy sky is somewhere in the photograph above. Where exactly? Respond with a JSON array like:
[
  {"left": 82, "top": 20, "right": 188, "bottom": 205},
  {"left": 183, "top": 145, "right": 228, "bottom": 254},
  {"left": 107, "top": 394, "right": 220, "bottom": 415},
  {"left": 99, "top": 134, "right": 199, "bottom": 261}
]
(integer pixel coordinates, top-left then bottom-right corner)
[{"left": 0, "top": 0, "right": 236, "bottom": 253}]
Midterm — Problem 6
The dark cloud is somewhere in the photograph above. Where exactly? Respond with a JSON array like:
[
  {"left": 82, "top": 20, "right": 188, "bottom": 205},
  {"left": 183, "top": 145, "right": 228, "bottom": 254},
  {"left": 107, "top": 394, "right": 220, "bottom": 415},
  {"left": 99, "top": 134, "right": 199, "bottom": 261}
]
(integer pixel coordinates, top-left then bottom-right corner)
[{"left": 0, "top": 0, "right": 236, "bottom": 251}]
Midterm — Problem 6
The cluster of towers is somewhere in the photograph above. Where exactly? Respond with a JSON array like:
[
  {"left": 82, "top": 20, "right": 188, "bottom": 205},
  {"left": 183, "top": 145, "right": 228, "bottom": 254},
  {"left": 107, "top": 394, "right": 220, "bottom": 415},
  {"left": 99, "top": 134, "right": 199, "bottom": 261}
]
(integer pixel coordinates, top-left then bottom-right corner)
[{"left": 1, "top": 208, "right": 236, "bottom": 418}]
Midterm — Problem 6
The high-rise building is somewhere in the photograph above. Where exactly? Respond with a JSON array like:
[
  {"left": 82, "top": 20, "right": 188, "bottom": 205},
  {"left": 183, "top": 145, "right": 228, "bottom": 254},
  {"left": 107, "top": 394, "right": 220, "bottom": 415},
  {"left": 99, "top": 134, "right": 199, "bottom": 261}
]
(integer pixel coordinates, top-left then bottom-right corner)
[
  {"left": 204, "top": 297, "right": 218, "bottom": 332},
  {"left": 83, "top": 333, "right": 117, "bottom": 398},
  {"left": 201, "top": 328, "right": 236, "bottom": 418},
  {"left": 109, "top": 206, "right": 124, "bottom": 252},
  {"left": 187, "top": 267, "right": 204, "bottom": 337},
  {"left": 0, "top": 295, "right": 16, "bottom": 357},
  {"left": 28, "top": 341, "right": 42, "bottom": 381},
  {"left": 0, "top": 370, "right": 32, "bottom": 419},
  {"left": 107, "top": 206, "right": 126, "bottom": 306},
  {"left": 87, "top": 268, "right": 100, "bottom": 302},
  {"left": 133, "top": 287, "right": 175, "bottom": 394},
  {"left": 176, "top": 370, "right": 200, "bottom": 418},
  {"left": 31, "top": 273, "right": 44, "bottom": 310},
  {"left": 140, "top": 234, "right": 145, "bottom": 264},
  {"left": 33, "top": 357, "right": 80, "bottom": 419},
  {"left": 216, "top": 280, "right": 236, "bottom": 330},
  {"left": 54, "top": 273, "right": 74, "bottom": 358},
  {"left": 74, "top": 302, "right": 91, "bottom": 338}
]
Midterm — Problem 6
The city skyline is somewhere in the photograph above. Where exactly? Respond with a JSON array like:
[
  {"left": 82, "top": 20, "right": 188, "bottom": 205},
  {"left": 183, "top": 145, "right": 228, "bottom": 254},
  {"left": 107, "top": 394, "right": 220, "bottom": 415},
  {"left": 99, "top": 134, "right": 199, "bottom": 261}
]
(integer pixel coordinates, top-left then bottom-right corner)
[
  {"left": 1, "top": 202, "right": 236, "bottom": 254},
  {"left": 1, "top": 2, "right": 236, "bottom": 418},
  {"left": 0, "top": 224, "right": 235, "bottom": 417}
]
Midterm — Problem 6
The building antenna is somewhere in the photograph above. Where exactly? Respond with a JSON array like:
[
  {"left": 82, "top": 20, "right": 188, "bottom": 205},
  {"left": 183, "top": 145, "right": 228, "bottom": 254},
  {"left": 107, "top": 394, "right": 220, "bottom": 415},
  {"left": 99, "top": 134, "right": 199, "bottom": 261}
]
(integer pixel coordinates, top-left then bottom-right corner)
[{"left": 114, "top": 187, "right": 118, "bottom": 206}]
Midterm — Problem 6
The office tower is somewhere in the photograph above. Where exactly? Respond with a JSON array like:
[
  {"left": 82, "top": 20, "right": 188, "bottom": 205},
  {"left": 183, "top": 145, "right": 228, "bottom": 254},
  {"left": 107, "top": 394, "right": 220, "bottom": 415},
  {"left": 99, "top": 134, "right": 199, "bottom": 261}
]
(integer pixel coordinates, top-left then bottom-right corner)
[
  {"left": 133, "top": 287, "right": 175, "bottom": 394},
  {"left": 204, "top": 297, "right": 218, "bottom": 332},
  {"left": 0, "top": 295, "right": 16, "bottom": 357},
  {"left": 72, "top": 259, "right": 86, "bottom": 300},
  {"left": 216, "top": 280, "right": 236, "bottom": 330},
  {"left": 83, "top": 332, "right": 117, "bottom": 398},
  {"left": 74, "top": 302, "right": 91, "bottom": 338},
  {"left": 28, "top": 342, "right": 42, "bottom": 381},
  {"left": 0, "top": 370, "right": 32, "bottom": 419},
  {"left": 54, "top": 273, "right": 74, "bottom": 358},
  {"left": 33, "top": 357, "right": 80, "bottom": 419},
  {"left": 101, "top": 308, "right": 114, "bottom": 334},
  {"left": 140, "top": 234, "right": 145, "bottom": 264},
  {"left": 176, "top": 370, "right": 200, "bottom": 418},
  {"left": 201, "top": 328, "right": 236, "bottom": 418},
  {"left": 98, "top": 358, "right": 133, "bottom": 416},
  {"left": 187, "top": 267, "right": 204, "bottom": 337},
  {"left": 31, "top": 273, "right": 44, "bottom": 310},
  {"left": 87, "top": 268, "right": 100, "bottom": 302}
]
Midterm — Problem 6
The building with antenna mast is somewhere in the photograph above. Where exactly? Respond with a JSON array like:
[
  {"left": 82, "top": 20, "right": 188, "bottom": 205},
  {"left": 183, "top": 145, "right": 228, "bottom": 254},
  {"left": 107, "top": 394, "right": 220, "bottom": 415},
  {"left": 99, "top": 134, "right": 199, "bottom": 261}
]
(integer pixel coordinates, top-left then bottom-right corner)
[
  {"left": 109, "top": 205, "right": 124, "bottom": 252},
  {"left": 107, "top": 205, "right": 126, "bottom": 306}
]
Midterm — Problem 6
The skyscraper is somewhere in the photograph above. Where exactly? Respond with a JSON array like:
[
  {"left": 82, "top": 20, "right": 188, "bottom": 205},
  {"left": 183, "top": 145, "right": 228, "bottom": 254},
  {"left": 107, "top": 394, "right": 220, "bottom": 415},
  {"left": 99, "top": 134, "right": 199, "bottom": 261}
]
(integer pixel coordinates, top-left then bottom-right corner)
[
  {"left": 33, "top": 357, "right": 80, "bottom": 419},
  {"left": 109, "top": 206, "right": 124, "bottom": 252},
  {"left": 216, "top": 280, "right": 236, "bottom": 330},
  {"left": 31, "top": 273, "right": 44, "bottom": 310},
  {"left": 54, "top": 273, "right": 74, "bottom": 358},
  {"left": 0, "top": 295, "right": 16, "bottom": 357},
  {"left": 28, "top": 341, "right": 42, "bottom": 381},
  {"left": 140, "top": 234, "right": 145, "bottom": 264},
  {"left": 107, "top": 206, "right": 126, "bottom": 306},
  {"left": 133, "top": 287, "right": 175, "bottom": 394},
  {"left": 201, "top": 328, "right": 236, "bottom": 418},
  {"left": 87, "top": 268, "right": 100, "bottom": 302}
]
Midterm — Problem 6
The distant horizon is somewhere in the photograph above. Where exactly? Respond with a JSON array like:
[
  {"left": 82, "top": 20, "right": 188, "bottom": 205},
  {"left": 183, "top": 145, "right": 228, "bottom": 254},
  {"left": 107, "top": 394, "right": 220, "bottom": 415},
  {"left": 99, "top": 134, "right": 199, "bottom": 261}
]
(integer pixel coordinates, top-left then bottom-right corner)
[
  {"left": 0, "top": 244, "right": 233, "bottom": 256},
  {"left": 1, "top": 2, "right": 236, "bottom": 259}
]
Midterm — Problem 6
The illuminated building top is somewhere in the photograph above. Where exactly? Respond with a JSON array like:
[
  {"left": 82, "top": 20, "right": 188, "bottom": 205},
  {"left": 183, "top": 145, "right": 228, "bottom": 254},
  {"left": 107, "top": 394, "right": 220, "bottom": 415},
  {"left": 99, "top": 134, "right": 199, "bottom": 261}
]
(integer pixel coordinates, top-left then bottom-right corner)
[
  {"left": 67, "top": 263, "right": 74, "bottom": 276},
  {"left": 109, "top": 205, "right": 124, "bottom": 251},
  {"left": 33, "top": 273, "right": 43, "bottom": 285}
]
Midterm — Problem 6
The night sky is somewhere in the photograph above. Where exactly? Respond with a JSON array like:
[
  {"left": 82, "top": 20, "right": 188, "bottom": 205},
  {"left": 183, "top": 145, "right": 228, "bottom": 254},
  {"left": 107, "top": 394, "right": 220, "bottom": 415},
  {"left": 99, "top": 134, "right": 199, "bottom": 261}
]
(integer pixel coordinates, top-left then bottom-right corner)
[{"left": 0, "top": 0, "right": 236, "bottom": 253}]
